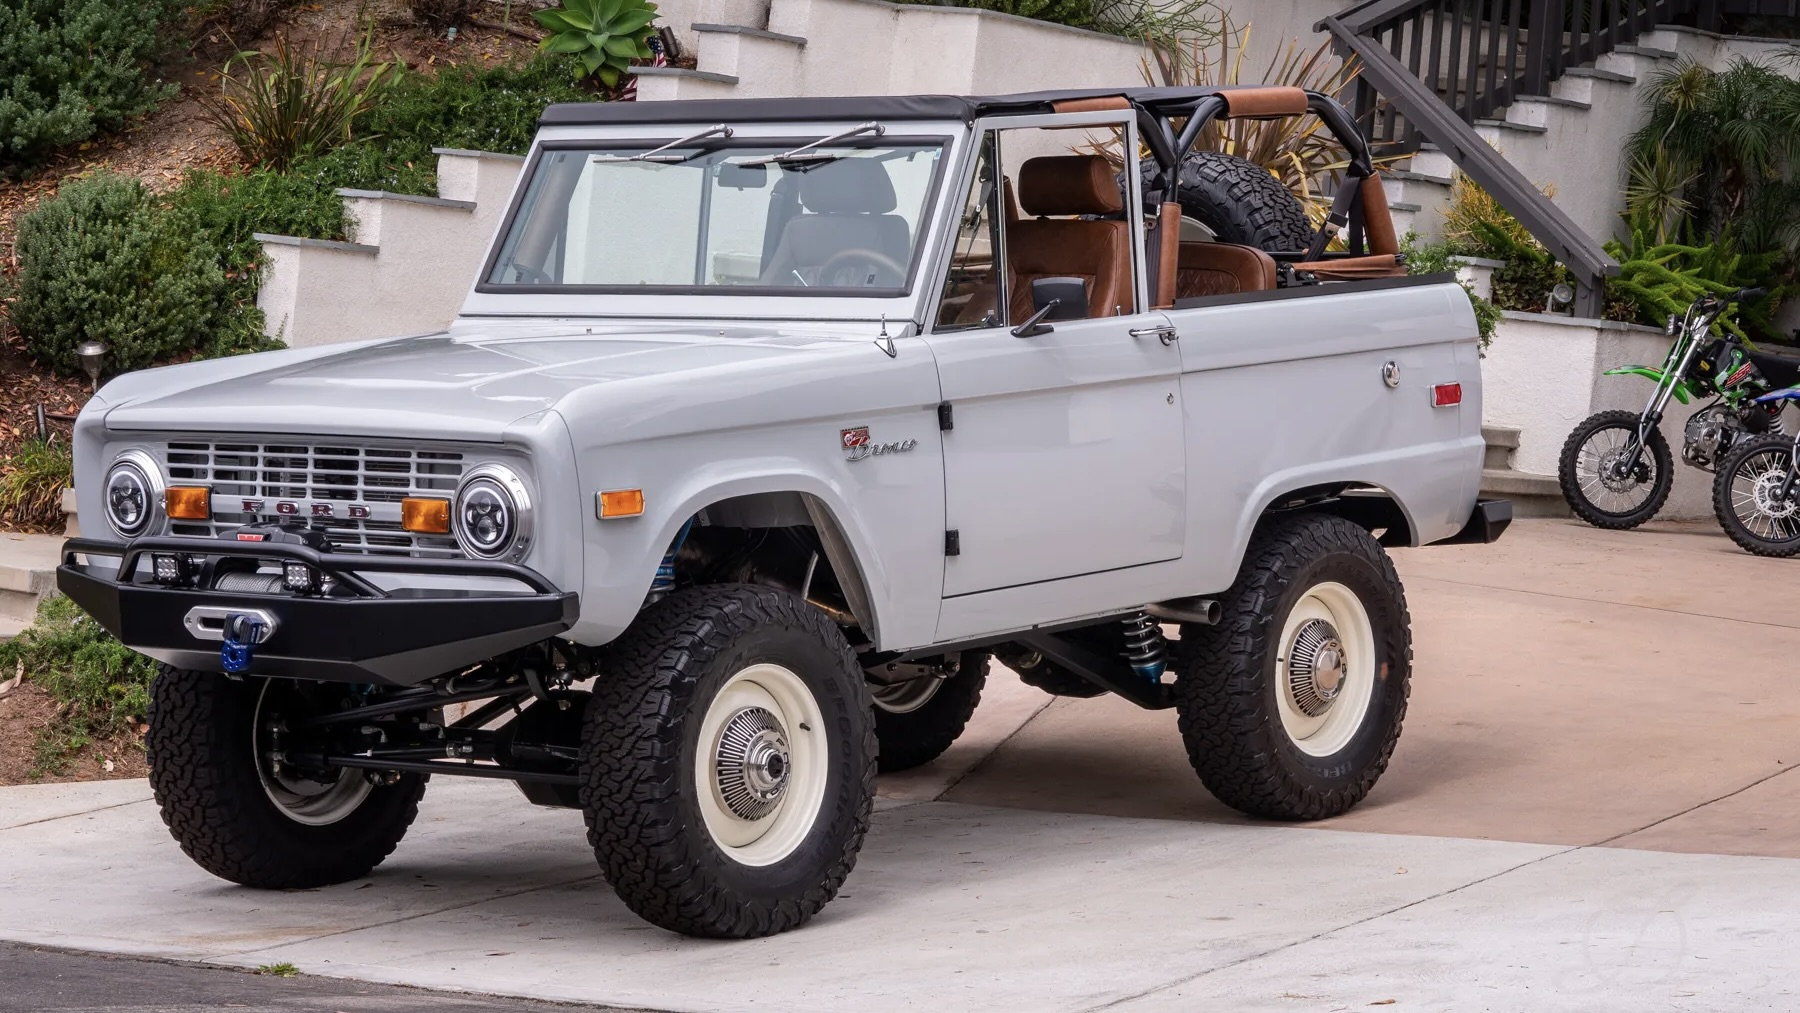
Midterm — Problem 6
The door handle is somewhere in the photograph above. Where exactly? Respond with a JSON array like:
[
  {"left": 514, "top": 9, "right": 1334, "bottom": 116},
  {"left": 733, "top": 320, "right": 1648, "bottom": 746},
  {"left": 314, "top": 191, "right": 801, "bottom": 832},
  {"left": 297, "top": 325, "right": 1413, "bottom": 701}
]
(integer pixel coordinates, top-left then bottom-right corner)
[{"left": 1130, "top": 324, "right": 1179, "bottom": 345}]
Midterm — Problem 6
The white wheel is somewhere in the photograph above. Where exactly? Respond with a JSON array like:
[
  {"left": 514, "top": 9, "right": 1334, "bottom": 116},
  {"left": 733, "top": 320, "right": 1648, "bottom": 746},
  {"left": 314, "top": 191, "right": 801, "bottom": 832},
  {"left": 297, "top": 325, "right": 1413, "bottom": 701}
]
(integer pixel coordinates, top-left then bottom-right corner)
[
  {"left": 253, "top": 680, "right": 372, "bottom": 826},
  {"left": 1274, "top": 581, "right": 1377, "bottom": 757},
  {"left": 694, "top": 662, "right": 829, "bottom": 867}
]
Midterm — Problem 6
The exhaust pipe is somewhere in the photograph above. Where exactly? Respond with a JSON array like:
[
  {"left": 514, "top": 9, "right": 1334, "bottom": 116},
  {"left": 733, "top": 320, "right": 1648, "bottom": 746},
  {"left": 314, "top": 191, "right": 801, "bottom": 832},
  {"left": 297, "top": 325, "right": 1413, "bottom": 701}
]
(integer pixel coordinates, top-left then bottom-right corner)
[{"left": 1147, "top": 597, "right": 1221, "bottom": 626}]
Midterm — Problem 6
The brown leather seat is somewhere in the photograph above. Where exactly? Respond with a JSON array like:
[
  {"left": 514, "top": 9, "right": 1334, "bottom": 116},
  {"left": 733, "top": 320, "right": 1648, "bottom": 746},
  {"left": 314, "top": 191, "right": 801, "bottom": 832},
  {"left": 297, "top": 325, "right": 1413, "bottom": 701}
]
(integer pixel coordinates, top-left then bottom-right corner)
[
  {"left": 1175, "top": 242, "right": 1277, "bottom": 299},
  {"left": 760, "top": 158, "right": 912, "bottom": 287},
  {"left": 1006, "top": 155, "right": 1133, "bottom": 323}
]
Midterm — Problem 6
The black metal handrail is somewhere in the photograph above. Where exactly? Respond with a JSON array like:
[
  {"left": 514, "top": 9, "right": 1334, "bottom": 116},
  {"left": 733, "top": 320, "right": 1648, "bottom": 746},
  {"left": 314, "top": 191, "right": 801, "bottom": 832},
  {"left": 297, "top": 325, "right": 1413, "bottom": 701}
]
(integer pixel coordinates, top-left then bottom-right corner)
[{"left": 1318, "top": 0, "right": 1713, "bottom": 315}]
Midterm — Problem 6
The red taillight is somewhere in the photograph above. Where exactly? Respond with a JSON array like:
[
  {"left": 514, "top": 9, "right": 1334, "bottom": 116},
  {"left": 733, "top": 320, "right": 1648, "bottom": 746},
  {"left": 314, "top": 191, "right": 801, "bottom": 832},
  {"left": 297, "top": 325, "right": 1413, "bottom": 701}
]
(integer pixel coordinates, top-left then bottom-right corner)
[{"left": 1432, "top": 382, "right": 1463, "bottom": 408}]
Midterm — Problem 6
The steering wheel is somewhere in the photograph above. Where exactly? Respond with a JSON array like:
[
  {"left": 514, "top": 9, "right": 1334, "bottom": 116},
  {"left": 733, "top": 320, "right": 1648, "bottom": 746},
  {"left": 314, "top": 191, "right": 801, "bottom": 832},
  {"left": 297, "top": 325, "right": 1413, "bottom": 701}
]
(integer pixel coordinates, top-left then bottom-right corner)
[{"left": 813, "top": 248, "right": 908, "bottom": 288}]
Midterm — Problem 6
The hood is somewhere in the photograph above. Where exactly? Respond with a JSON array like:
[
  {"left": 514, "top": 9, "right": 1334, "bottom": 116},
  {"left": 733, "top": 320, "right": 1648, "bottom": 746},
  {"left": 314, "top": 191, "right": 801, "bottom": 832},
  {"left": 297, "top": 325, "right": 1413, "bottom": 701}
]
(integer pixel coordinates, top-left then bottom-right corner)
[{"left": 99, "top": 323, "right": 860, "bottom": 441}]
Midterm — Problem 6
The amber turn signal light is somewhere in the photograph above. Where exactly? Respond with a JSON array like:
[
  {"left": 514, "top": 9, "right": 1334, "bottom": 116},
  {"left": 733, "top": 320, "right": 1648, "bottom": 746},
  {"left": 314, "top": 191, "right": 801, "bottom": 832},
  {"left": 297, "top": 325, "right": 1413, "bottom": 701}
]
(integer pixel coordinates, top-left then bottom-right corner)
[
  {"left": 401, "top": 497, "right": 451, "bottom": 533},
  {"left": 164, "top": 486, "right": 211, "bottom": 520},
  {"left": 596, "top": 489, "right": 644, "bottom": 519}
]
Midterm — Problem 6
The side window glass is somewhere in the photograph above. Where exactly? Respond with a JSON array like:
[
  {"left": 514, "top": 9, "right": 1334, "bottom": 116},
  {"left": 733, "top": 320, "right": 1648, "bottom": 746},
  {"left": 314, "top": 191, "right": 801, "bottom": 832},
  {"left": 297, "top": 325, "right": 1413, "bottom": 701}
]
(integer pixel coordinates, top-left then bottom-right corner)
[
  {"left": 998, "top": 125, "right": 1137, "bottom": 323},
  {"left": 932, "top": 132, "right": 1003, "bottom": 331}
]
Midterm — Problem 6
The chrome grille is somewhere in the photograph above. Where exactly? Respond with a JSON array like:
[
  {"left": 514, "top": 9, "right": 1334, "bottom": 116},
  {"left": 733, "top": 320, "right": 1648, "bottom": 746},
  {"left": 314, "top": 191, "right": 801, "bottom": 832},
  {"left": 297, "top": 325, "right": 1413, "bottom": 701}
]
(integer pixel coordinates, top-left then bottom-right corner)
[{"left": 159, "top": 439, "right": 467, "bottom": 557}]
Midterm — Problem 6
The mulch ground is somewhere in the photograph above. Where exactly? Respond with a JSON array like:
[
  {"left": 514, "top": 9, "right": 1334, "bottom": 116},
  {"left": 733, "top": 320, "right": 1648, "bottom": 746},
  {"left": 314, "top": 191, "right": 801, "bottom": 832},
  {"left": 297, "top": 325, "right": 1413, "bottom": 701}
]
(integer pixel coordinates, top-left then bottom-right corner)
[{"left": 0, "top": 681, "right": 149, "bottom": 787}]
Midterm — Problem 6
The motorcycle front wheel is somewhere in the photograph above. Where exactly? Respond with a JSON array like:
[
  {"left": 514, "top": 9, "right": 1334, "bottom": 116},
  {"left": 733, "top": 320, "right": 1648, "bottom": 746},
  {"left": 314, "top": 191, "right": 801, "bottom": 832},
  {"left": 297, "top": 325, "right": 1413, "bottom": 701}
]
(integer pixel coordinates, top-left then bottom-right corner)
[
  {"left": 1557, "top": 409, "right": 1673, "bottom": 529},
  {"left": 1712, "top": 434, "right": 1800, "bottom": 557}
]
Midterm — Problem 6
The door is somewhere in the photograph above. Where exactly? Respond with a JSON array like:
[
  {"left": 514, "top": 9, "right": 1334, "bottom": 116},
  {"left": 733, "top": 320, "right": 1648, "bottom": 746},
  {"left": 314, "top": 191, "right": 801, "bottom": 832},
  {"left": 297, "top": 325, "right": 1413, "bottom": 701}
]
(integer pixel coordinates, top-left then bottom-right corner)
[{"left": 922, "top": 121, "right": 1186, "bottom": 597}]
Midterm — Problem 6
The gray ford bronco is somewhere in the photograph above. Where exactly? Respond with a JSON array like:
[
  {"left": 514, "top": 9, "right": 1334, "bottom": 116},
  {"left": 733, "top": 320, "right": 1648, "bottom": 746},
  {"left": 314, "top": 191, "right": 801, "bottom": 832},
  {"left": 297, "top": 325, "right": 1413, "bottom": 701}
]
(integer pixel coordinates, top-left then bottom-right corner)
[{"left": 60, "top": 85, "right": 1509, "bottom": 938}]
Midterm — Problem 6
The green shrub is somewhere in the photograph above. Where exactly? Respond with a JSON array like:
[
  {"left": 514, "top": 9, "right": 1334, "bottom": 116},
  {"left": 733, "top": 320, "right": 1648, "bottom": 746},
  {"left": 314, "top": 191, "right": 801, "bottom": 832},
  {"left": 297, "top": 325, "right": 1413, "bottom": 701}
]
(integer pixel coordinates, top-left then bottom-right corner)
[
  {"left": 0, "top": 594, "right": 158, "bottom": 775},
  {"left": 535, "top": 0, "right": 660, "bottom": 88},
  {"left": 1404, "top": 233, "right": 1499, "bottom": 349},
  {"left": 0, "top": 438, "right": 72, "bottom": 531},
  {"left": 10, "top": 173, "right": 233, "bottom": 374},
  {"left": 206, "top": 35, "right": 398, "bottom": 171},
  {"left": 0, "top": 0, "right": 185, "bottom": 176}
]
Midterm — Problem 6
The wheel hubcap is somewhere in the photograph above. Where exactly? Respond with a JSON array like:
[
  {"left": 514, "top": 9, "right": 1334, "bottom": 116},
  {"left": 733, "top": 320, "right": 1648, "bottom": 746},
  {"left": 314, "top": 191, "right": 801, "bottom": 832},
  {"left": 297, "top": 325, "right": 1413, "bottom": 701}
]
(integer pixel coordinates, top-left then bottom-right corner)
[
  {"left": 1276, "top": 582, "right": 1378, "bottom": 758},
  {"left": 714, "top": 707, "right": 791, "bottom": 820},
  {"left": 1287, "top": 619, "right": 1346, "bottom": 717},
  {"left": 695, "top": 663, "right": 829, "bottom": 867}
]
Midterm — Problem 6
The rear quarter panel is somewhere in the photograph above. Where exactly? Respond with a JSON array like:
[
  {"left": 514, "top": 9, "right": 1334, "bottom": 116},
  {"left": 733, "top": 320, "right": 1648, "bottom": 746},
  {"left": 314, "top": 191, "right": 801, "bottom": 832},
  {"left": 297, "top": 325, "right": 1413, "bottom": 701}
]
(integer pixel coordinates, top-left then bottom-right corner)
[{"left": 1169, "top": 279, "right": 1481, "bottom": 595}]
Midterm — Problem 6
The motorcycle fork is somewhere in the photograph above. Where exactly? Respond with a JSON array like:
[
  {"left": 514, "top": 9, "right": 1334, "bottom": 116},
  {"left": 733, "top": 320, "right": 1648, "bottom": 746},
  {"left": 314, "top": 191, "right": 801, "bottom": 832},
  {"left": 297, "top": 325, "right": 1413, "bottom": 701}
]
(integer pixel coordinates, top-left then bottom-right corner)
[{"left": 1622, "top": 328, "right": 1703, "bottom": 473}]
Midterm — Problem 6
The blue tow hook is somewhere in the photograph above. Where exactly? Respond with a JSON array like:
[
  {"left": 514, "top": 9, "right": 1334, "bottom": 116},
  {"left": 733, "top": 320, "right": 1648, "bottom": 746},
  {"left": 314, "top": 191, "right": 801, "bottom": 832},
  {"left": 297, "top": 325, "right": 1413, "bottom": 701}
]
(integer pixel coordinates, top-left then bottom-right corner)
[{"left": 221, "top": 614, "right": 268, "bottom": 674}]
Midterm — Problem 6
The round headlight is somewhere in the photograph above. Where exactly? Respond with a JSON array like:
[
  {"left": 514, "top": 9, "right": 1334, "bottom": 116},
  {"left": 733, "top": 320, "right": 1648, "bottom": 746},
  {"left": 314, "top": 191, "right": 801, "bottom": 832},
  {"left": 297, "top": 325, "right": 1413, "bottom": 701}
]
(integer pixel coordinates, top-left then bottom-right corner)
[
  {"left": 454, "top": 464, "right": 532, "bottom": 560},
  {"left": 104, "top": 451, "right": 164, "bottom": 538}
]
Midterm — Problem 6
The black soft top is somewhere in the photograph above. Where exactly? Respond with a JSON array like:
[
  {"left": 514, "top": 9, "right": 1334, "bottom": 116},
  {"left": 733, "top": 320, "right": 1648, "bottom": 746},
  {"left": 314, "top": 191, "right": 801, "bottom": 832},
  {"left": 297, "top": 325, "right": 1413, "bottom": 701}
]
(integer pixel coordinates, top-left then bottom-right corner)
[{"left": 538, "top": 86, "right": 1269, "bottom": 127}]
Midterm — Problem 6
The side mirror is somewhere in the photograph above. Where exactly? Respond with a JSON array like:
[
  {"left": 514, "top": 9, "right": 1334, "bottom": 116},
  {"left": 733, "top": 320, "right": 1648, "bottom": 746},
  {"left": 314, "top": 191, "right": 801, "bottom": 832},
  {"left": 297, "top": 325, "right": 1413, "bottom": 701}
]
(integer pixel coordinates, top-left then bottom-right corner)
[{"left": 1033, "top": 277, "right": 1088, "bottom": 320}]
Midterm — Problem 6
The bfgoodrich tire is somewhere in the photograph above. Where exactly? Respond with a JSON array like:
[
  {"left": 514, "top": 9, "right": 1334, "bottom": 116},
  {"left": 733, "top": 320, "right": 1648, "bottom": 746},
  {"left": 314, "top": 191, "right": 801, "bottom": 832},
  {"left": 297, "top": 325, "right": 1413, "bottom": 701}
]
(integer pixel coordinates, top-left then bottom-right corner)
[
  {"left": 870, "top": 651, "right": 988, "bottom": 773},
  {"left": 145, "top": 667, "right": 427, "bottom": 888},
  {"left": 1173, "top": 513, "right": 1412, "bottom": 820},
  {"left": 581, "top": 584, "right": 875, "bottom": 938},
  {"left": 1154, "top": 151, "right": 1315, "bottom": 252}
]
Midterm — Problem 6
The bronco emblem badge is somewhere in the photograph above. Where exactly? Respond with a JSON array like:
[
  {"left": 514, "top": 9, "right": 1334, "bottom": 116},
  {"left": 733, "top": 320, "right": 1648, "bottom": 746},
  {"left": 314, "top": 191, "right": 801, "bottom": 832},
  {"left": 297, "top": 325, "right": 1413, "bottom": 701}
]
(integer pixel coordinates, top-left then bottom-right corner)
[{"left": 840, "top": 425, "right": 917, "bottom": 463}]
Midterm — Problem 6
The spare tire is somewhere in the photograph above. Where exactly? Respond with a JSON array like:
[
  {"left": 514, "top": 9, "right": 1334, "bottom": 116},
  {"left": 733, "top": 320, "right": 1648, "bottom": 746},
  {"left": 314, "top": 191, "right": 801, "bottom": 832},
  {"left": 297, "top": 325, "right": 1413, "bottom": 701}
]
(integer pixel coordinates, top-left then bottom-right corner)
[{"left": 1145, "top": 151, "right": 1315, "bottom": 253}]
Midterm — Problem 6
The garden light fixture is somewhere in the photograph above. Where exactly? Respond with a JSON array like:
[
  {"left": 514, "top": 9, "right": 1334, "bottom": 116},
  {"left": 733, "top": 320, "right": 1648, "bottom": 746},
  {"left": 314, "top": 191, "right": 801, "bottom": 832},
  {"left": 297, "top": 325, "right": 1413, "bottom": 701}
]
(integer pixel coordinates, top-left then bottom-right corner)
[{"left": 76, "top": 340, "right": 107, "bottom": 390}]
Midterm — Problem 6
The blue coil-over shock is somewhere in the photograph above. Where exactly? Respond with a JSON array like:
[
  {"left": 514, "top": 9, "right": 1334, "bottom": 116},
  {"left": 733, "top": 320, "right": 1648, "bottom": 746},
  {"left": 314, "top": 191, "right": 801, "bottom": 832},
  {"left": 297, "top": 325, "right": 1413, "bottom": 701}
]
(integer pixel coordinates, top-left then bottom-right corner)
[
  {"left": 220, "top": 614, "right": 268, "bottom": 674},
  {"left": 648, "top": 518, "right": 696, "bottom": 602},
  {"left": 1119, "top": 610, "right": 1167, "bottom": 681}
]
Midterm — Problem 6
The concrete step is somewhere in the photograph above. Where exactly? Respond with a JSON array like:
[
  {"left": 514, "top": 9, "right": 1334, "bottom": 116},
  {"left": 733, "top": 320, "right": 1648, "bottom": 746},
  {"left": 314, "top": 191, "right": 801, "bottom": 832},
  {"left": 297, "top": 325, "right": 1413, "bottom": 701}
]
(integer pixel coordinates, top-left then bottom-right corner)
[
  {"left": 1552, "top": 65, "right": 1637, "bottom": 104},
  {"left": 1482, "top": 425, "right": 1521, "bottom": 471},
  {"left": 1500, "top": 93, "right": 1592, "bottom": 129},
  {"left": 0, "top": 612, "right": 27, "bottom": 645},
  {"left": 337, "top": 190, "right": 476, "bottom": 249},
  {"left": 633, "top": 66, "right": 742, "bottom": 101},
  {"left": 1480, "top": 468, "right": 1569, "bottom": 518},
  {"left": 0, "top": 534, "right": 61, "bottom": 596},
  {"left": 689, "top": 24, "right": 805, "bottom": 93}
]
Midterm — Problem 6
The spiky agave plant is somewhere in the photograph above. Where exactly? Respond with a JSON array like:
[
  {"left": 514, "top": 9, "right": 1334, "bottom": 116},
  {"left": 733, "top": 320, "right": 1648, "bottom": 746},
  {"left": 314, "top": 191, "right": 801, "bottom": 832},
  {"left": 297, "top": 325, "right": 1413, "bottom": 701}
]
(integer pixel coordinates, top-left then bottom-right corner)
[{"left": 534, "top": 0, "right": 661, "bottom": 90}]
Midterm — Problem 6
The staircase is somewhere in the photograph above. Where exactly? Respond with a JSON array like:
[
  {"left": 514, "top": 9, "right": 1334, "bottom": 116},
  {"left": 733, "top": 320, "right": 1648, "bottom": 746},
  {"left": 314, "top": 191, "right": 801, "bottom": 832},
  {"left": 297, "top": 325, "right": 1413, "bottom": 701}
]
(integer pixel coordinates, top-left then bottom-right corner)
[
  {"left": 0, "top": 534, "right": 61, "bottom": 644},
  {"left": 256, "top": 148, "right": 523, "bottom": 348}
]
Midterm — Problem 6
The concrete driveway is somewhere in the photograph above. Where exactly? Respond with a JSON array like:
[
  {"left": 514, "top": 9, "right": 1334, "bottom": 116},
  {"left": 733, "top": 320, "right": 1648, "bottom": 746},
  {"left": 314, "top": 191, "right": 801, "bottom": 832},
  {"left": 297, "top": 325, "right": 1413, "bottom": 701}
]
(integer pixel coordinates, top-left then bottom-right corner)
[{"left": 2, "top": 518, "right": 1798, "bottom": 1011}]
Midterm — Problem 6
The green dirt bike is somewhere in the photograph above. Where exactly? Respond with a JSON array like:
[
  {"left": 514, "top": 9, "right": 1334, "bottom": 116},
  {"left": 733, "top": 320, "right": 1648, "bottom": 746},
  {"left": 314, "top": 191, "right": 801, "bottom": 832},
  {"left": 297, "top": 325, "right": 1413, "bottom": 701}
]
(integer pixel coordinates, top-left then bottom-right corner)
[{"left": 1558, "top": 288, "right": 1796, "bottom": 529}]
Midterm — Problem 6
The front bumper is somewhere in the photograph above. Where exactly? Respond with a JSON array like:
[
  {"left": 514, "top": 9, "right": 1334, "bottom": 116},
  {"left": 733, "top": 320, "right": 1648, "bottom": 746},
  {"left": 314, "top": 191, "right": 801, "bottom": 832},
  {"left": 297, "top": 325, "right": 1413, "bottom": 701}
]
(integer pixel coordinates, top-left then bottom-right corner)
[{"left": 58, "top": 537, "right": 578, "bottom": 686}]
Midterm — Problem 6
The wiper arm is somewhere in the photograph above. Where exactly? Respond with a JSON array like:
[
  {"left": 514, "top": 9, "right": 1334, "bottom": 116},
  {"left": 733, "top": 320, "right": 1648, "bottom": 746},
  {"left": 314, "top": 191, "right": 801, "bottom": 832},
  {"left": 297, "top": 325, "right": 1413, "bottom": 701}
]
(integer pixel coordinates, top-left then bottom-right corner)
[
  {"left": 592, "top": 124, "right": 734, "bottom": 164},
  {"left": 741, "top": 122, "right": 885, "bottom": 166}
]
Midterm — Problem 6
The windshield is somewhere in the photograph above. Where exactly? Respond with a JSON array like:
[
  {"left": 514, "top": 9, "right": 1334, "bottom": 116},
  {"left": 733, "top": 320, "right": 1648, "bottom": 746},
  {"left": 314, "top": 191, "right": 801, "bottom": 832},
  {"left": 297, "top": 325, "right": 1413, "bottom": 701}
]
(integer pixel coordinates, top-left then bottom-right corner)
[{"left": 483, "top": 139, "right": 947, "bottom": 294}]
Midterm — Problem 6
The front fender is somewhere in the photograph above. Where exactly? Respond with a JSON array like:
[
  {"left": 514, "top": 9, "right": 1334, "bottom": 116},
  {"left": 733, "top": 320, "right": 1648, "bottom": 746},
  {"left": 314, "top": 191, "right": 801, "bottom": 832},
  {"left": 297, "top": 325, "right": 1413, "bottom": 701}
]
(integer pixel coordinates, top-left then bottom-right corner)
[{"left": 1604, "top": 365, "right": 1693, "bottom": 405}]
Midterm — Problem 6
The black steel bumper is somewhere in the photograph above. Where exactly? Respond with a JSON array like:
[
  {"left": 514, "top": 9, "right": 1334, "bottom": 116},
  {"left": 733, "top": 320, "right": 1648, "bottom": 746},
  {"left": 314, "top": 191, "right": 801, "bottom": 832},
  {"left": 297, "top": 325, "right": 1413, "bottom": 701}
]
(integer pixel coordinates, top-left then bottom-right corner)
[
  {"left": 58, "top": 537, "right": 578, "bottom": 687},
  {"left": 1439, "top": 497, "right": 1513, "bottom": 545}
]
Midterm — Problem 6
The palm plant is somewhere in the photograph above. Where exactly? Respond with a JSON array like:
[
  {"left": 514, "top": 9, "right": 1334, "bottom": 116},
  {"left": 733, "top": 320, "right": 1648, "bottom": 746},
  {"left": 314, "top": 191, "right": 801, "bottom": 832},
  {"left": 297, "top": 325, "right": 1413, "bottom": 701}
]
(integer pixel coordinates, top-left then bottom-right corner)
[{"left": 1624, "top": 56, "right": 1800, "bottom": 272}]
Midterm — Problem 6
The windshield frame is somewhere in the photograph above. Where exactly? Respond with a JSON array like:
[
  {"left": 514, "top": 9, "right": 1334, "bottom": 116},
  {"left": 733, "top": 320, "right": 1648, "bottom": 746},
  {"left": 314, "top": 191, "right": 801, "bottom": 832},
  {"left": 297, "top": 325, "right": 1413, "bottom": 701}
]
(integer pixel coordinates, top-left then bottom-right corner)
[{"left": 473, "top": 132, "right": 954, "bottom": 301}]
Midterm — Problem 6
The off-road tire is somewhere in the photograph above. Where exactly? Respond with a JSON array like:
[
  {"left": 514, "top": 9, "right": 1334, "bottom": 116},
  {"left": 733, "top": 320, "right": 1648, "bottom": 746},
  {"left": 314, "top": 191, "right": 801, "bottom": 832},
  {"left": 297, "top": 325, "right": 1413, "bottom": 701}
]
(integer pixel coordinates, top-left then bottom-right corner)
[
  {"left": 1558, "top": 409, "right": 1673, "bottom": 529},
  {"left": 1712, "top": 433, "right": 1800, "bottom": 557},
  {"left": 1172, "top": 513, "right": 1412, "bottom": 820},
  {"left": 145, "top": 666, "right": 427, "bottom": 888},
  {"left": 872, "top": 652, "right": 989, "bottom": 773},
  {"left": 581, "top": 584, "right": 876, "bottom": 938},
  {"left": 1156, "top": 151, "right": 1315, "bottom": 253}
]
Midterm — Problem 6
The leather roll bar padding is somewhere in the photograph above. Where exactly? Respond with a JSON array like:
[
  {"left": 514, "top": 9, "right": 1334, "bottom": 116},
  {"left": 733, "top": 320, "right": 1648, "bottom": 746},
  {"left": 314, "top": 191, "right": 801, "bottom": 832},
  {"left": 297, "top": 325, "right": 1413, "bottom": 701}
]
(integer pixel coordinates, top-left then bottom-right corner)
[
  {"left": 1154, "top": 202, "right": 1180, "bottom": 309},
  {"left": 1052, "top": 96, "right": 1131, "bottom": 114},
  {"left": 1293, "top": 254, "right": 1407, "bottom": 280},
  {"left": 1359, "top": 173, "right": 1399, "bottom": 256},
  {"left": 1218, "top": 86, "right": 1309, "bottom": 119}
]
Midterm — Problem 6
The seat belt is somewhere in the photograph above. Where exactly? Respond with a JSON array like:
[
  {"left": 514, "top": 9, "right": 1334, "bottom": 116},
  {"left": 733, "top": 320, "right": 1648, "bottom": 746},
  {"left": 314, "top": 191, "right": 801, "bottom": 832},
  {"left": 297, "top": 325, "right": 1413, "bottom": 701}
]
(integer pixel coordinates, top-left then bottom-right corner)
[{"left": 1305, "top": 173, "right": 1365, "bottom": 262}]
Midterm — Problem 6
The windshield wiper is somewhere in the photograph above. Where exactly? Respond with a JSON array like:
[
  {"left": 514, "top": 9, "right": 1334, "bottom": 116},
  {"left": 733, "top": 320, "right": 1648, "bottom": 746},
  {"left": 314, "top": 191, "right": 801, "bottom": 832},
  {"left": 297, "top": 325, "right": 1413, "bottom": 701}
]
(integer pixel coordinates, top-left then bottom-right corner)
[
  {"left": 592, "top": 124, "right": 734, "bottom": 164},
  {"left": 741, "top": 122, "right": 885, "bottom": 166}
]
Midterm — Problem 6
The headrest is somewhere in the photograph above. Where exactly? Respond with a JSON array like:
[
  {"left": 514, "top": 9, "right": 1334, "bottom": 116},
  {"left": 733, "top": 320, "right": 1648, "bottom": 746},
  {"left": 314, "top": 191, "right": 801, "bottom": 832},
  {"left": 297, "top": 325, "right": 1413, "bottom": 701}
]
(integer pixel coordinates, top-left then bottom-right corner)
[
  {"left": 799, "top": 158, "right": 898, "bottom": 214},
  {"left": 1018, "top": 155, "right": 1123, "bottom": 217}
]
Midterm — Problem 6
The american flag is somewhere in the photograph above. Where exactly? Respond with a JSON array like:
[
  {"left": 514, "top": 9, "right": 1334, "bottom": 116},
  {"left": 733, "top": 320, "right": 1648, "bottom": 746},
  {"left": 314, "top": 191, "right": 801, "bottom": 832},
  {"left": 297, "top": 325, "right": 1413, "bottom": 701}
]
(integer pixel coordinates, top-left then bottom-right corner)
[{"left": 618, "top": 33, "right": 668, "bottom": 102}]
